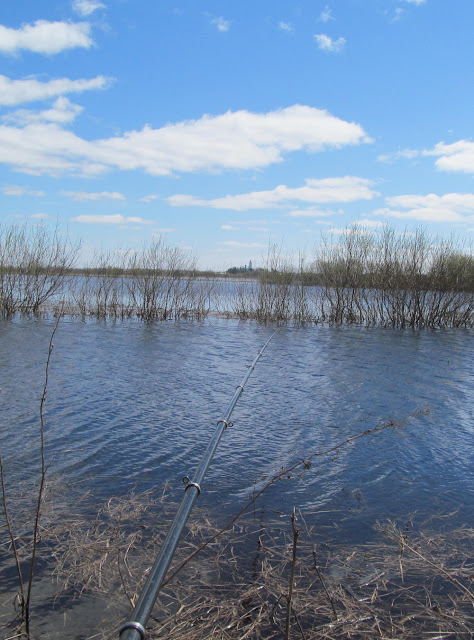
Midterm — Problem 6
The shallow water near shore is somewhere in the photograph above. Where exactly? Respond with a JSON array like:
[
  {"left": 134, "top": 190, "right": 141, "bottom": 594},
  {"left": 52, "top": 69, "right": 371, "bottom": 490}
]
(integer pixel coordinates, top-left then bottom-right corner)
[{"left": 0, "top": 316, "right": 473, "bottom": 635}]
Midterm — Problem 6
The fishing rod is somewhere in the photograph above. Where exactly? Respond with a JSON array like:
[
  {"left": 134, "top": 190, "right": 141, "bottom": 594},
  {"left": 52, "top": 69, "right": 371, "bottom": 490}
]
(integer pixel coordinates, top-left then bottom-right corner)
[{"left": 119, "top": 331, "right": 276, "bottom": 640}]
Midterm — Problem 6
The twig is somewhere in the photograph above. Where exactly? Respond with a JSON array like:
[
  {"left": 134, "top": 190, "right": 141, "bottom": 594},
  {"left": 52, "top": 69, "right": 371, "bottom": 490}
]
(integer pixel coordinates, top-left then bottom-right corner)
[
  {"left": 162, "top": 410, "right": 427, "bottom": 587},
  {"left": 25, "top": 310, "right": 62, "bottom": 637},
  {"left": 0, "top": 455, "right": 26, "bottom": 619},
  {"left": 285, "top": 508, "right": 299, "bottom": 640},
  {"left": 402, "top": 536, "right": 474, "bottom": 601},
  {"left": 312, "top": 549, "right": 338, "bottom": 621}
]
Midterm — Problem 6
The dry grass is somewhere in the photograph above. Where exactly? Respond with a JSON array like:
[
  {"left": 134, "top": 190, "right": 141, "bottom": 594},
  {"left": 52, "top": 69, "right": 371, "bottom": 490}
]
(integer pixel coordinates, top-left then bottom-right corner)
[
  {"left": 4, "top": 488, "right": 466, "bottom": 640},
  {"left": 3, "top": 410, "right": 472, "bottom": 639}
]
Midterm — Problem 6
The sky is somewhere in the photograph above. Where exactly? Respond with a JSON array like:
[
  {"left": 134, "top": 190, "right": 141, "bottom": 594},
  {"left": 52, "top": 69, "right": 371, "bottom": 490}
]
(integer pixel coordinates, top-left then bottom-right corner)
[{"left": 0, "top": 0, "right": 473, "bottom": 270}]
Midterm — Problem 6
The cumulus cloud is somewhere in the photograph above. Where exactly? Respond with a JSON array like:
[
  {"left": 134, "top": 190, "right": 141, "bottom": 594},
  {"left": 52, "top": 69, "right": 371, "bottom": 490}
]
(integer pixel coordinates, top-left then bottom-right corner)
[
  {"left": 4, "top": 97, "right": 84, "bottom": 125},
  {"left": 62, "top": 190, "right": 125, "bottom": 201},
  {"left": 0, "top": 105, "right": 371, "bottom": 177},
  {"left": 0, "top": 74, "right": 110, "bottom": 107},
  {"left": 378, "top": 140, "right": 474, "bottom": 174},
  {"left": 0, "top": 20, "right": 93, "bottom": 55},
  {"left": 402, "top": 0, "right": 426, "bottom": 5},
  {"left": 140, "top": 194, "right": 159, "bottom": 203},
  {"left": 376, "top": 192, "right": 474, "bottom": 223},
  {"left": 424, "top": 140, "right": 474, "bottom": 174},
  {"left": 222, "top": 225, "right": 239, "bottom": 230},
  {"left": 167, "top": 177, "right": 378, "bottom": 211},
  {"left": 71, "top": 214, "right": 153, "bottom": 224},
  {"left": 314, "top": 34, "right": 346, "bottom": 53},
  {"left": 211, "top": 17, "right": 230, "bottom": 32},
  {"left": 72, "top": 1, "right": 106, "bottom": 16}
]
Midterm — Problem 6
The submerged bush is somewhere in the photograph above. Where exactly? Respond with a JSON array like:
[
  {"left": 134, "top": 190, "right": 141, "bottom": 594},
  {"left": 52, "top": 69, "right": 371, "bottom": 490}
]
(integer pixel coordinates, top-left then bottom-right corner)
[
  {"left": 1, "top": 223, "right": 472, "bottom": 327},
  {"left": 0, "top": 223, "right": 80, "bottom": 316}
]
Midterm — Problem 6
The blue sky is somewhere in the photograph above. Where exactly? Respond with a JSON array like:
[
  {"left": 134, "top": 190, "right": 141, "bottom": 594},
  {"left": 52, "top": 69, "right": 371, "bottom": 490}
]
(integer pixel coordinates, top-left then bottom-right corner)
[{"left": 0, "top": 0, "right": 473, "bottom": 269}]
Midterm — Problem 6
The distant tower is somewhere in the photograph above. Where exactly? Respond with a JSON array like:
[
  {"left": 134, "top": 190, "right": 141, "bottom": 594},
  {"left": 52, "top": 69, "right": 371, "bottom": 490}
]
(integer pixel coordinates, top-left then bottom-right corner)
[{"left": 248, "top": 260, "right": 253, "bottom": 270}]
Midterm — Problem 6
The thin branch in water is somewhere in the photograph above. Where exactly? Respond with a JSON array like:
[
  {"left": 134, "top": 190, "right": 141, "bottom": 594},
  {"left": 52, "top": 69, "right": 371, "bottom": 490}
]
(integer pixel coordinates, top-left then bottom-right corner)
[
  {"left": 0, "top": 455, "right": 26, "bottom": 620},
  {"left": 163, "top": 409, "right": 428, "bottom": 588},
  {"left": 285, "top": 508, "right": 299, "bottom": 640},
  {"left": 25, "top": 310, "right": 62, "bottom": 637}
]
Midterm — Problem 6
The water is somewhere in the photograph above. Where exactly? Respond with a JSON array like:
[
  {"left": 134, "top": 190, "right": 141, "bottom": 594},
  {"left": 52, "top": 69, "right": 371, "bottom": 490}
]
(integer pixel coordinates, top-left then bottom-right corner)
[
  {"left": 1, "top": 316, "right": 472, "bottom": 537},
  {"left": 1, "top": 316, "right": 473, "bottom": 636}
]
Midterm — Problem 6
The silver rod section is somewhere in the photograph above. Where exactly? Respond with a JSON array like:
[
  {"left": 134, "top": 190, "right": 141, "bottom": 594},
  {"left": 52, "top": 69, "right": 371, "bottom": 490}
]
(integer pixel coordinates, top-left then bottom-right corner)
[{"left": 119, "top": 332, "right": 276, "bottom": 640}]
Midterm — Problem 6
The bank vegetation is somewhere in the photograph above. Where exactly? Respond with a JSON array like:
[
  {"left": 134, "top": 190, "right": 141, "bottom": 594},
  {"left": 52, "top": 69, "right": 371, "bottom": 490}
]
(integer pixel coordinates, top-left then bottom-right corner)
[{"left": 0, "top": 222, "right": 473, "bottom": 328}]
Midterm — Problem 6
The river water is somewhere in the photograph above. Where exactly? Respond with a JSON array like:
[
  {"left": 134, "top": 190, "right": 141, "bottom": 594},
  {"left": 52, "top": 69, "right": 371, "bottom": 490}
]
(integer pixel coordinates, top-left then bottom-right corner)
[
  {"left": 1, "top": 316, "right": 472, "bottom": 531},
  {"left": 0, "top": 317, "right": 473, "bottom": 633}
]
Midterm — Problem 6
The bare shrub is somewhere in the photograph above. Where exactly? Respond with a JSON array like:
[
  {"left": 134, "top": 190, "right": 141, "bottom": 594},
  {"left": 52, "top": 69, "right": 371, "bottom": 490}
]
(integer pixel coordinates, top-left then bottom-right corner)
[
  {"left": 126, "top": 238, "right": 203, "bottom": 321},
  {"left": 313, "top": 226, "right": 473, "bottom": 328},
  {"left": 0, "top": 223, "right": 80, "bottom": 316},
  {"left": 68, "top": 249, "right": 133, "bottom": 319}
]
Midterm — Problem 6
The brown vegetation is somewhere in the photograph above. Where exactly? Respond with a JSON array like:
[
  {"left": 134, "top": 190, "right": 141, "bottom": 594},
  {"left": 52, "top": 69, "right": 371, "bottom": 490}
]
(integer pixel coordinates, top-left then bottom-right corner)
[
  {"left": 3, "top": 405, "right": 473, "bottom": 640},
  {"left": 0, "top": 222, "right": 472, "bottom": 327},
  {"left": 2, "top": 486, "right": 472, "bottom": 640},
  {"left": 0, "top": 224, "right": 79, "bottom": 315}
]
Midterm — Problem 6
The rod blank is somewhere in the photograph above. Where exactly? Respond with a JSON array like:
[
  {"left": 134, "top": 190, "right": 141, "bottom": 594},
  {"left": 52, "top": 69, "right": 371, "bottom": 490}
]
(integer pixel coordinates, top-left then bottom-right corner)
[{"left": 119, "top": 332, "right": 276, "bottom": 640}]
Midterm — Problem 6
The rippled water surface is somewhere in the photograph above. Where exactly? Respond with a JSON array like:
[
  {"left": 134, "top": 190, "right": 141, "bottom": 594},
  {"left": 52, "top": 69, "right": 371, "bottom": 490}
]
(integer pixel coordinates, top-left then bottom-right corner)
[{"left": 1, "top": 316, "right": 472, "bottom": 544}]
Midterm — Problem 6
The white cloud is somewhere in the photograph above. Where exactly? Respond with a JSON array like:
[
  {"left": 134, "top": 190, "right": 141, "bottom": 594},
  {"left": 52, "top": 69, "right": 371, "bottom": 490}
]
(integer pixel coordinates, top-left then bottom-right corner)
[
  {"left": 328, "top": 225, "right": 373, "bottom": 236},
  {"left": 0, "top": 105, "right": 371, "bottom": 177},
  {"left": 424, "top": 140, "right": 474, "bottom": 174},
  {"left": 287, "top": 208, "right": 339, "bottom": 217},
  {"left": 320, "top": 6, "right": 334, "bottom": 22},
  {"left": 0, "top": 74, "right": 110, "bottom": 107},
  {"left": 229, "top": 218, "right": 268, "bottom": 225},
  {"left": 167, "top": 177, "right": 378, "bottom": 211},
  {"left": 354, "top": 218, "right": 384, "bottom": 228},
  {"left": 221, "top": 241, "right": 267, "bottom": 248},
  {"left": 222, "top": 225, "right": 239, "bottom": 230},
  {"left": 0, "top": 20, "right": 93, "bottom": 55},
  {"left": 63, "top": 190, "right": 126, "bottom": 201},
  {"left": 72, "top": 1, "right": 106, "bottom": 16},
  {"left": 386, "top": 193, "right": 474, "bottom": 212},
  {"left": 4, "top": 97, "right": 84, "bottom": 125},
  {"left": 375, "top": 192, "right": 474, "bottom": 223},
  {"left": 140, "top": 194, "right": 159, "bottom": 203},
  {"left": 30, "top": 213, "right": 50, "bottom": 219},
  {"left": 211, "top": 17, "right": 230, "bottom": 32},
  {"left": 72, "top": 214, "right": 153, "bottom": 224},
  {"left": 279, "top": 22, "right": 294, "bottom": 33},
  {"left": 314, "top": 34, "right": 346, "bottom": 53},
  {"left": 402, "top": 0, "right": 426, "bottom": 4},
  {"left": 392, "top": 8, "right": 405, "bottom": 22},
  {"left": 2, "top": 185, "right": 45, "bottom": 196},
  {"left": 377, "top": 148, "right": 420, "bottom": 163}
]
